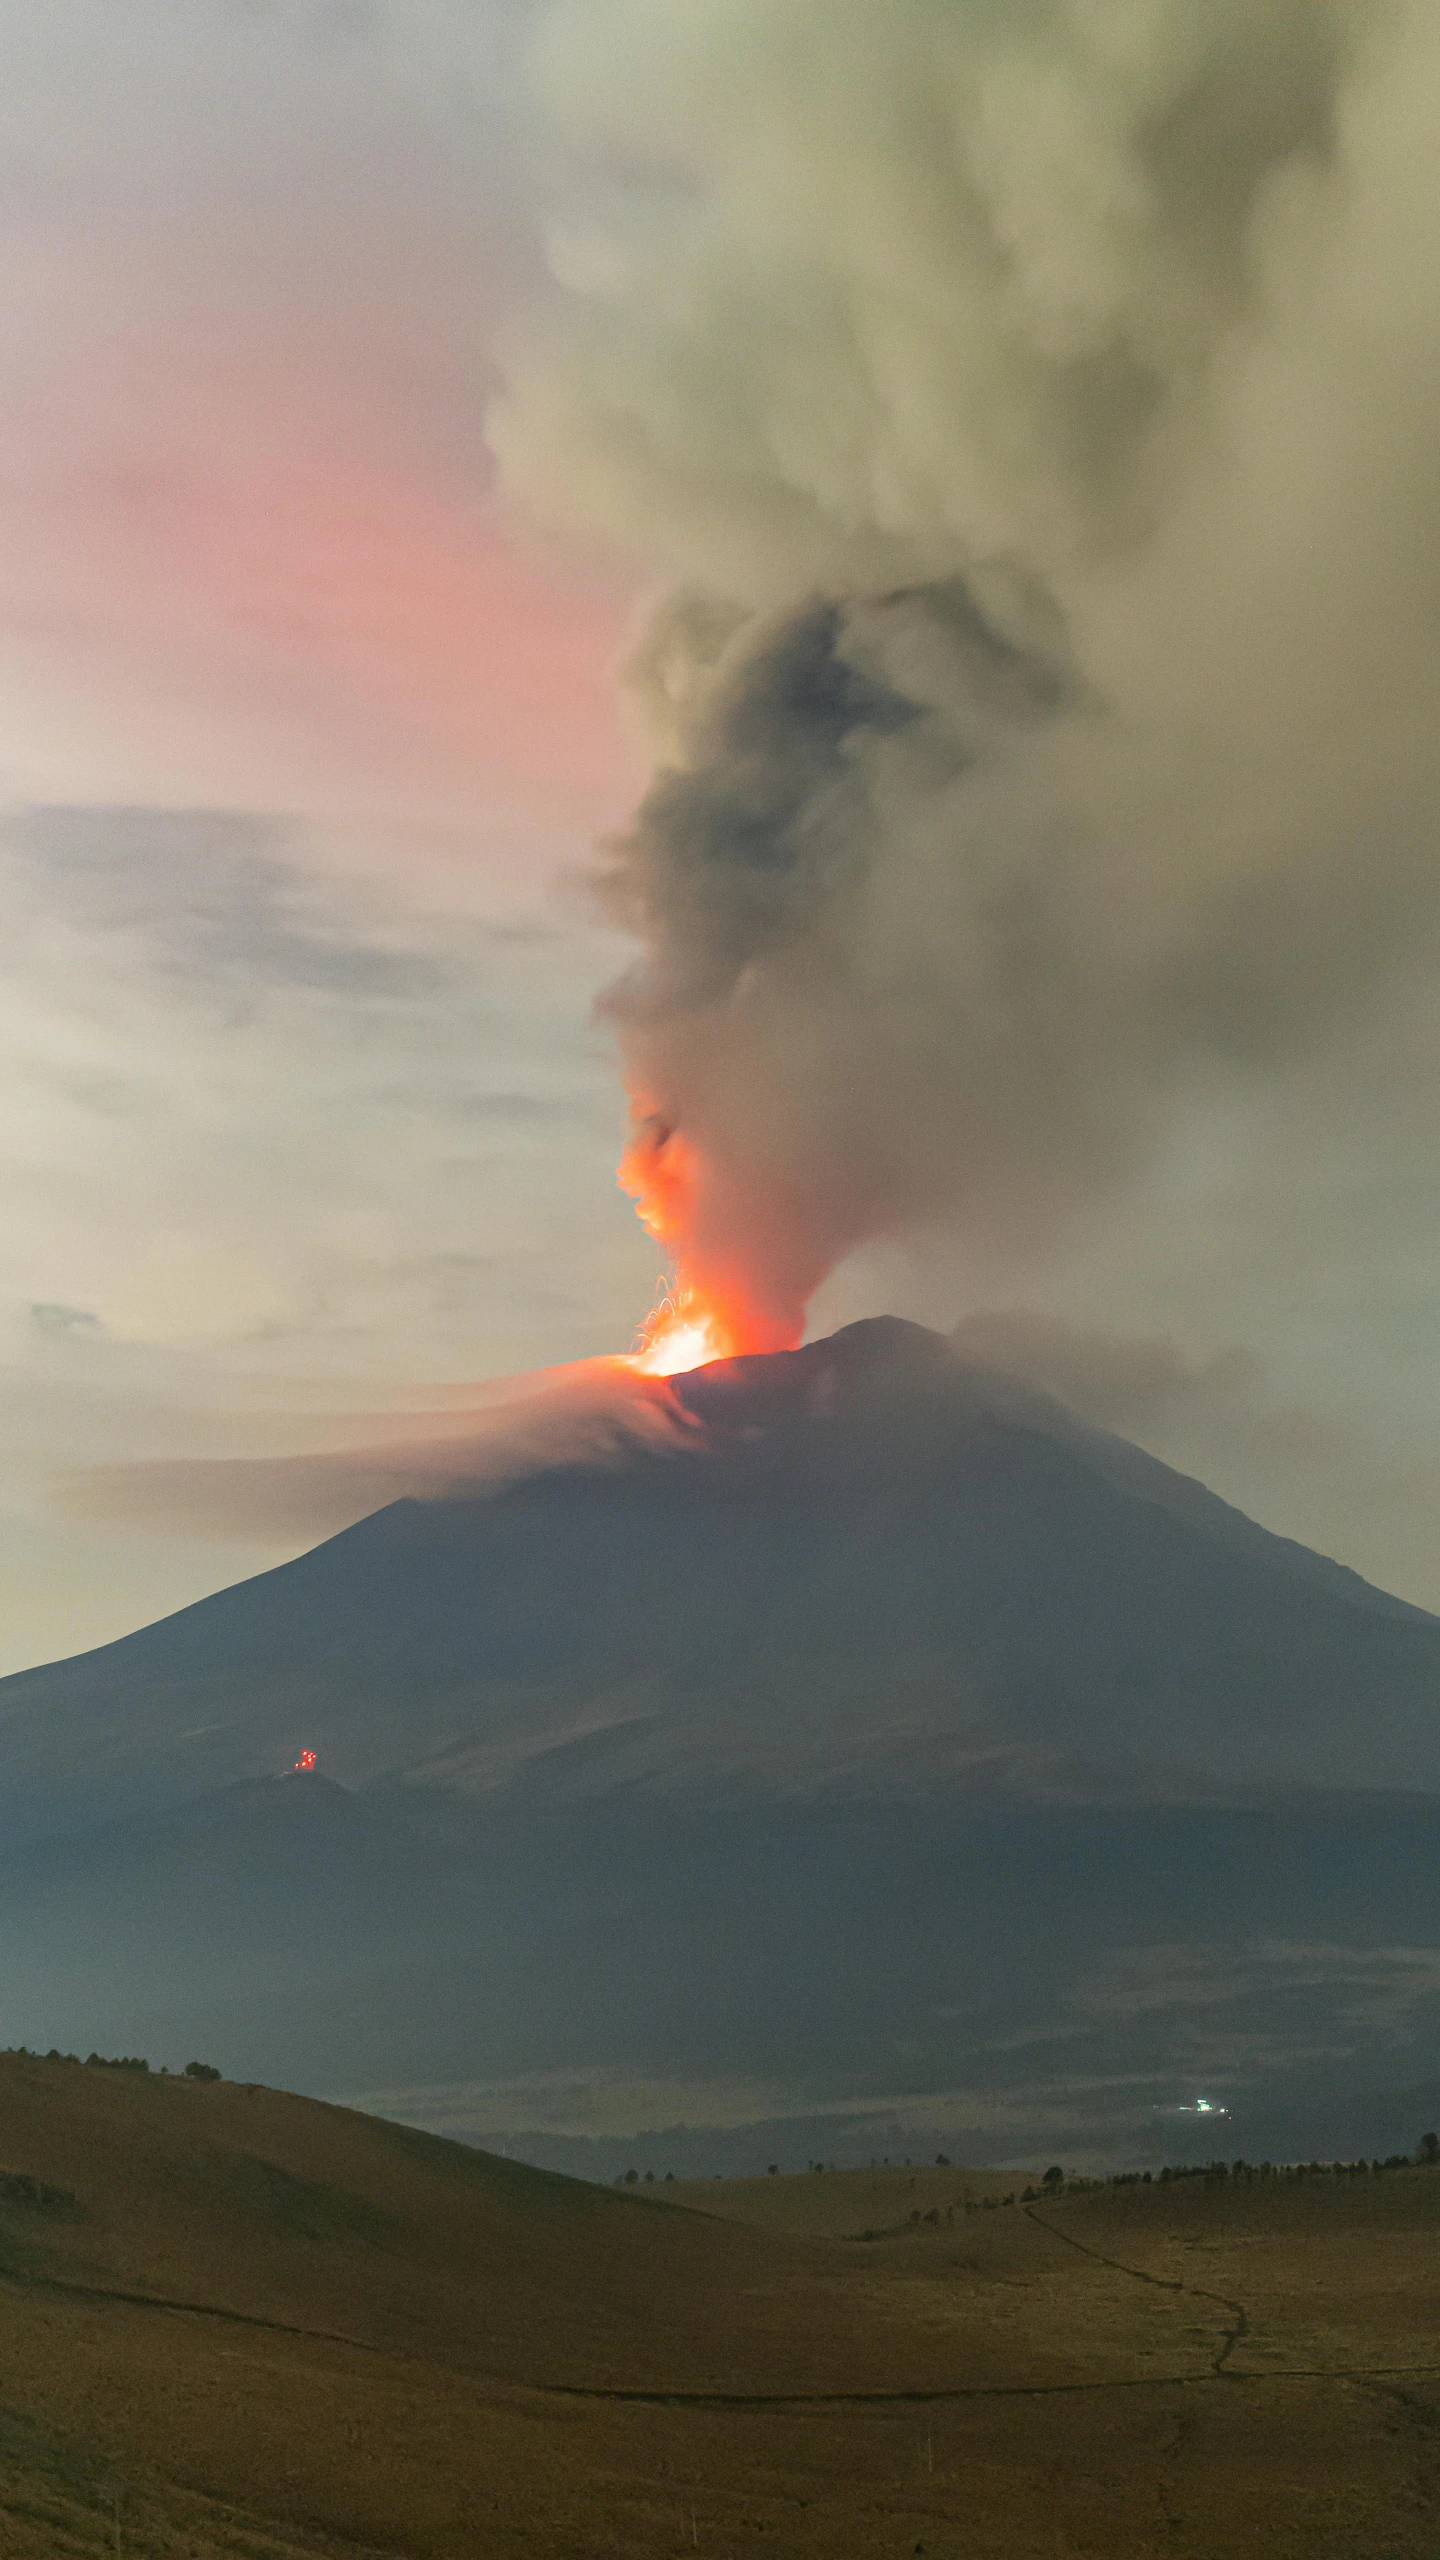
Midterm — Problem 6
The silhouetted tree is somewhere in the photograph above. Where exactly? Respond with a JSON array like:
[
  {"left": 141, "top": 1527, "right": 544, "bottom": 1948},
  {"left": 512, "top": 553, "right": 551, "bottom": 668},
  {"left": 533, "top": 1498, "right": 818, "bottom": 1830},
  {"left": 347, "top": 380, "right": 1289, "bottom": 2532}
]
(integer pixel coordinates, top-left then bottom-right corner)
[
  {"left": 1042, "top": 2165, "right": 1064, "bottom": 2188},
  {"left": 1419, "top": 2131, "right": 1439, "bottom": 2164},
  {"left": 183, "top": 2061, "right": 220, "bottom": 2082}
]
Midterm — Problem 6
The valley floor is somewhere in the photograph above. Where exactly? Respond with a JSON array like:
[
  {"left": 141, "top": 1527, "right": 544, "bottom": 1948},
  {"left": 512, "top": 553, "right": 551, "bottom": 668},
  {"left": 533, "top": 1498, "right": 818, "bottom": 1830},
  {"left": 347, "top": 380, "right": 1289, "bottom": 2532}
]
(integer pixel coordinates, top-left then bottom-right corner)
[{"left": 0, "top": 2056, "right": 1437, "bottom": 2556}]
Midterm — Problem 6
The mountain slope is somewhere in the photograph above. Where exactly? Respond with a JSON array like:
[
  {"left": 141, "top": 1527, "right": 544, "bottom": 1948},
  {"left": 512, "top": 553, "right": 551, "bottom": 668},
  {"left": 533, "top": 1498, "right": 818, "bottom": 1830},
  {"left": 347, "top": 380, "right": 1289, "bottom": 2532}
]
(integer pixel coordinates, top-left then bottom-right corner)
[
  {"left": 2, "top": 1318, "right": 1437, "bottom": 1845},
  {"left": 5, "top": 1318, "right": 1440, "bottom": 2161}
]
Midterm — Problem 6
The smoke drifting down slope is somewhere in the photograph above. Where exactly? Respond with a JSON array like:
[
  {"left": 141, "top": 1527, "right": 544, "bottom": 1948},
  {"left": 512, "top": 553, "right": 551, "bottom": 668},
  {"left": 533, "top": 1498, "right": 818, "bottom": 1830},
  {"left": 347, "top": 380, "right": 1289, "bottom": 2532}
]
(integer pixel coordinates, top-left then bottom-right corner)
[{"left": 494, "top": 0, "right": 1440, "bottom": 1345}]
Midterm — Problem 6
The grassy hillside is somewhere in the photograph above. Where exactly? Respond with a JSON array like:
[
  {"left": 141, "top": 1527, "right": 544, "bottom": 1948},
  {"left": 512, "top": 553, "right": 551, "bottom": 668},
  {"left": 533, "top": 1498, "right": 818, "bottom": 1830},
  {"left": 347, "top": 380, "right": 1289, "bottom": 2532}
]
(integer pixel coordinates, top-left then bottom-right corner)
[
  {"left": 1, "top": 2053, "right": 1438, "bottom": 2555},
  {"left": 665, "top": 2160, "right": 1023, "bottom": 2237}
]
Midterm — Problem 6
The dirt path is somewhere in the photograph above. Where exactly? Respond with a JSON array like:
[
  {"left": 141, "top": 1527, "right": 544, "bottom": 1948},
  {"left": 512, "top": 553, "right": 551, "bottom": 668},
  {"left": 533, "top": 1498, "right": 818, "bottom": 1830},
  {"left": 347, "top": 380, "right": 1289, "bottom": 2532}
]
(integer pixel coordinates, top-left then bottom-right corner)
[
  {"left": 1022, "top": 2200, "right": 1249, "bottom": 2374},
  {"left": 5, "top": 2248, "right": 1439, "bottom": 2417}
]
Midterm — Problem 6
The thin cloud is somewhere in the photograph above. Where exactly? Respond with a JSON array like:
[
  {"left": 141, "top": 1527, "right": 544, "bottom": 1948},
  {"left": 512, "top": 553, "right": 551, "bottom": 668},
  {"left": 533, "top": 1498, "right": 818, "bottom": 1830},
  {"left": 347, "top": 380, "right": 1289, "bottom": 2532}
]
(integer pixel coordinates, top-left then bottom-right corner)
[{"left": 16, "top": 807, "right": 445, "bottom": 1000}]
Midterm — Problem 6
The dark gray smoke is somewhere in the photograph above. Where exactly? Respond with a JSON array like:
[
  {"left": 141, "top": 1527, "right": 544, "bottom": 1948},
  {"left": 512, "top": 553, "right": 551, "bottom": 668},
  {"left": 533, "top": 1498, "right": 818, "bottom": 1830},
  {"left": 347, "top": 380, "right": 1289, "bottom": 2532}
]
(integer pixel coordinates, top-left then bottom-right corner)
[{"left": 495, "top": 0, "right": 1440, "bottom": 1333}]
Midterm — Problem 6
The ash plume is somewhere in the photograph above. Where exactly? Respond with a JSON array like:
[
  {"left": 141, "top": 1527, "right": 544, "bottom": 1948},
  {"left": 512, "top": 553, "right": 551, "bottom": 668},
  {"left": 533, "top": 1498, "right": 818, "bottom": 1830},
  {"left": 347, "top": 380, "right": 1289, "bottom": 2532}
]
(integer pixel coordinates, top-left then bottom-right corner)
[{"left": 494, "top": 0, "right": 1440, "bottom": 1335}]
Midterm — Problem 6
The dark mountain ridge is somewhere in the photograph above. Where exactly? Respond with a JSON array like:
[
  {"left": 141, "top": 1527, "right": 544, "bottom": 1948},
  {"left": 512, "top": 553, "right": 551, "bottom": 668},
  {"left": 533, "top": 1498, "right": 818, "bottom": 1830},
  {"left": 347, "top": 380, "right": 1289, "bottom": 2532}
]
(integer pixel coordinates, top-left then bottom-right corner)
[
  {"left": 2, "top": 1318, "right": 1437, "bottom": 1847},
  {"left": 4, "top": 1316, "right": 1440, "bottom": 2166}
]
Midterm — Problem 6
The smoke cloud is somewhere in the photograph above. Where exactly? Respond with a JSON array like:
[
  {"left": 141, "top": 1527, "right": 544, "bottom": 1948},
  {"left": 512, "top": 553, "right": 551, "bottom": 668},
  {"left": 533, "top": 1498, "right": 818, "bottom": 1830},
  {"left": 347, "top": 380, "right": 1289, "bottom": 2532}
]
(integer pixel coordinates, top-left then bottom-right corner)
[
  {"left": 947, "top": 1309, "right": 1440, "bottom": 1604},
  {"left": 492, "top": 0, "right": 1440, "bottom": 1339},
  {"left": 58, "top": 1360, "right": 690, "bottom": 1544}
]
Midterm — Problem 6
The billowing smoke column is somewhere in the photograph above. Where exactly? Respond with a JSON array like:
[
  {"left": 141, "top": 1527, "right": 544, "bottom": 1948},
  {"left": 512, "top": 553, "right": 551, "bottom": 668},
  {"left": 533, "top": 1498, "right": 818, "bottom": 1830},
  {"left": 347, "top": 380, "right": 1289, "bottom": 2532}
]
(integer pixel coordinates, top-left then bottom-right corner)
[
  {"left": 494, "top": 0, "right": 1440, "bottom": 1352},
  {"left": 610, "top": 576, "right": 1079, "bottom": 1356}
]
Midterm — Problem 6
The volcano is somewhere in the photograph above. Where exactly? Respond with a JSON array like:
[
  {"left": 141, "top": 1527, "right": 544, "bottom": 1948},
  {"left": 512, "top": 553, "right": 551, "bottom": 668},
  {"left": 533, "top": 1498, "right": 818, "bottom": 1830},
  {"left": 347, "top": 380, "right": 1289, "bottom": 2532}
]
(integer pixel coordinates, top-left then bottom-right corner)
[{"left": 4, "top": 1317, "right": 1440, "bottom": 2168}]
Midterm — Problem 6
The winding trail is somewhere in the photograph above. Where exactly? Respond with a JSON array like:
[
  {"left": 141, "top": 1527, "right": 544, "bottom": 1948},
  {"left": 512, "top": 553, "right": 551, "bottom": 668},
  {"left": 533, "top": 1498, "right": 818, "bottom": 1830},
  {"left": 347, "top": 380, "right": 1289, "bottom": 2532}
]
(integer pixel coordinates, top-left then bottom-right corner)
[
  {"left": 537, "top": 2362, "right": 1440, "bottom": 2411},
  {"left": 5, "top": 2239, "right": 1439, "bottom": 2415},
  {"left": 1021, "top": 2200, "right": 1249, "bottom": 2375},
  {"left": 2, "top": 2263, "right": 384, "bottom": 2358}
]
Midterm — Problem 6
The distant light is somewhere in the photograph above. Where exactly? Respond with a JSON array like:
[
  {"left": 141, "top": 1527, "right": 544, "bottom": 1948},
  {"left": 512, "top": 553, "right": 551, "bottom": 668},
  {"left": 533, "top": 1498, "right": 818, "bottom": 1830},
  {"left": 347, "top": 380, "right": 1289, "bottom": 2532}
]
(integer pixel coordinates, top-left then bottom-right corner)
[
  {"left": 1196, "top": 2098, "right": 1213, "bottom": 2113},
  {"left": 294, "top": 1749, "right": 317, "bottom": 1772}
]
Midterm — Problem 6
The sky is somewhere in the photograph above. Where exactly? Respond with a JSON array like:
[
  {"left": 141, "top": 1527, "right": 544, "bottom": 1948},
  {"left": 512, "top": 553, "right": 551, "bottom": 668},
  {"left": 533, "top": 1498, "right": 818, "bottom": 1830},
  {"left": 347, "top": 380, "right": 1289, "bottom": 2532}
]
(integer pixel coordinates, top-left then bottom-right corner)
[{"left": 4, "top": 0, "right": 1440, "bottom": 1673}]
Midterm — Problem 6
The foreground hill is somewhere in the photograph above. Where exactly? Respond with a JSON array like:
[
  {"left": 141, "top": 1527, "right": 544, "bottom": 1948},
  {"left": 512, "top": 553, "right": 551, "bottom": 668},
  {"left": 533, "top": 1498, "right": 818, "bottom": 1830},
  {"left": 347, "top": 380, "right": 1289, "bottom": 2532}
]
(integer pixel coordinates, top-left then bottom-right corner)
[
  {"left": 3, "top": 1319, "right": 1440, "bottom": 2158},
  {"left": 1, "top": 2052, "right": 1438, "bottom": 2557}
]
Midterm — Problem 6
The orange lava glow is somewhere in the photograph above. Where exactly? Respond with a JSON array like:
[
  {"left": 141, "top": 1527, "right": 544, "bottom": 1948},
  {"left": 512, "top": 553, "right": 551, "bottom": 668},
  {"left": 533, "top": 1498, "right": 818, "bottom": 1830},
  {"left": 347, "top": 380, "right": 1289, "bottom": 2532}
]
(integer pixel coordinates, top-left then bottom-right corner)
[
  {"left": 629, "top": 1294, "right": 746, "bottom": 1377},
  {"left": 619, "top": 1116, "right": 763, "bottom": 1376}
]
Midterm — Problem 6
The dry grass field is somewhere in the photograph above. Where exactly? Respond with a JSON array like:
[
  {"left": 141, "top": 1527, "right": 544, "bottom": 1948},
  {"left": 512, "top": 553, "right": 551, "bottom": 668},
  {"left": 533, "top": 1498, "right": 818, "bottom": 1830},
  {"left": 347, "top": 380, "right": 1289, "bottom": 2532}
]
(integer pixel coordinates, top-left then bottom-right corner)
[
  {"left": 1, "top": 2054, "right": 1438, "bottom": 2557},
  {"left": 663, "top": 2161, "right": 1022, "bottom": 2239}
]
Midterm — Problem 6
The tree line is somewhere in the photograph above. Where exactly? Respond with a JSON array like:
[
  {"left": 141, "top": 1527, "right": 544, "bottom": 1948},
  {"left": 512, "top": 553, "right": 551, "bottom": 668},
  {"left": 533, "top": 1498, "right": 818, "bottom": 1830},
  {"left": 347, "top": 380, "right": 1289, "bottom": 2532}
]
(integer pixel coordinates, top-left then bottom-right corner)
[{"left": 2, "top": 2045, "right": 221, "bottom": 2080}]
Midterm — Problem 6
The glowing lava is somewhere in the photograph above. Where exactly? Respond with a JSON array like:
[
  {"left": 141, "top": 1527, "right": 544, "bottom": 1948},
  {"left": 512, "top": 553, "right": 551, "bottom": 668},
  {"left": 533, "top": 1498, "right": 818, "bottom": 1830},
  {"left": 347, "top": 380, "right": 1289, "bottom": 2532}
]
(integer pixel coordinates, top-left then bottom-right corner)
[
  {"left": 630, "top": 1293, "right": 743, "bottom": 1376},
  {"left": 619, "top": 1114, "right": 762, "bottom": 1376}
]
